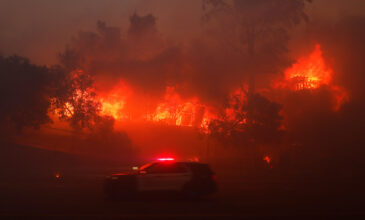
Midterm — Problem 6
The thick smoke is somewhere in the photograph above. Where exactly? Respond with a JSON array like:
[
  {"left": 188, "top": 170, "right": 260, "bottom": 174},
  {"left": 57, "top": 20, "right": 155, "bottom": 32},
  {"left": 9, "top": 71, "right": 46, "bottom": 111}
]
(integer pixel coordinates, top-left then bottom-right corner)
[
  {"left": 60, "top": 1, "right": 311, "bottom": 109},
  {"left": 1, "top": 1, "right": 365, "bottom": 179},
  {"left": 60, "top": 14, "right": 183, "bottom": 103}
]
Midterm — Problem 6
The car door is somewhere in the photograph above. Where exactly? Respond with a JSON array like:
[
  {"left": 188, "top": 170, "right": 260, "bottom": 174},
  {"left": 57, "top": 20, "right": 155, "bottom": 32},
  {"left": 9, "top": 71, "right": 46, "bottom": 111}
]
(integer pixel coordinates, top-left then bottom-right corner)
[
  {"left": 138, "top": 162, "right": 191, "bottom": 191},
  {"left": 162, "top": 163, "right": 191, "bottom": 191},
  {"left": 138, "top": 163, "right": 168, "bottom": 191}
]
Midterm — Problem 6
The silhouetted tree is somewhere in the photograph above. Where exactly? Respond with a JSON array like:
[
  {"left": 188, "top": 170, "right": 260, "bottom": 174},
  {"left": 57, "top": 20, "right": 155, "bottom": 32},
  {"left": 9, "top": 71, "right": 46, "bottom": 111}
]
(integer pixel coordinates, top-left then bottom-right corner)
[
  {"left": 128, "top": 13, "right": 157, "bottom": 38},
  {"left": 50, "top": 68, "right": 102, "bottom": 129},
  {"left": 0, "top": 55, "right": 51, "bottom": 133},
  {"left": 203, "top": 0, "right": 312, "bottom": 94},
  {"left": 209, "top": 92, "right": 283, "bottom": 147},
  {"left": 203, "top": 0, "right": 311, "bottom": 134},
  {"left": 0, "top": 55, "right": 105, "bottom": 133}
]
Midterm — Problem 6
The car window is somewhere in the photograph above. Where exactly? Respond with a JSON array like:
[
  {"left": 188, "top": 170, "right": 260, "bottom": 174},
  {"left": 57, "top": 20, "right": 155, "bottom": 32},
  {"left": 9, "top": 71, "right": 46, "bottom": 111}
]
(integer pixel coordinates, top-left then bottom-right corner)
[{"left": 145, "top": 162, "right": 188, "bottom": 174}]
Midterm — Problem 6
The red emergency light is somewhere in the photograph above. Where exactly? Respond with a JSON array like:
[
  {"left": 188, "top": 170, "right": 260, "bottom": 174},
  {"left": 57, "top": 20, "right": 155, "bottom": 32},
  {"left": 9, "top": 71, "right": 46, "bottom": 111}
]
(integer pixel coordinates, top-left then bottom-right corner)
[{"left": 157, "top": 157, "right": 175, "bottom": 161}]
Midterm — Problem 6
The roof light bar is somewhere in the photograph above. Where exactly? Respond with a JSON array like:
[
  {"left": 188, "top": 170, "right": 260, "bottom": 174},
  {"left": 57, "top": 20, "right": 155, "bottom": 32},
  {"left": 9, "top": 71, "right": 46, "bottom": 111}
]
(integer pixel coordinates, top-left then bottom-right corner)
[{"left": 157, "top": 157, "right": 175, "bottom": 161}]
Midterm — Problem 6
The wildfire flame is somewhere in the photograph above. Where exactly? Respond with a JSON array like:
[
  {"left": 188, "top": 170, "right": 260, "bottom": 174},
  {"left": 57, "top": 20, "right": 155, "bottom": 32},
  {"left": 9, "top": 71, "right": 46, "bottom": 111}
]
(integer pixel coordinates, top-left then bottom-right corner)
[
  {"left": 52, "top": 44, "right": 347, "bottom": 130},
  {"left": 278, "top": 44, "right": 348, "bottom": 110},
  {"left": 100, "top": 99, "right": 125, "bottom": 120},
  {"left": 263, "top": 155, "right": 271, "bottom": 164},
  {"left": 150, "top": 87, "right": 207, "bottom": 127},
  {"left": 285, "top": 44, "right": 332, "bottom": 90},
  {"left": 97, "top": 81, "right": 131, "bottom": 120},
  {"left": 96, "top": 85, "right": 215, "bottom": 129}
]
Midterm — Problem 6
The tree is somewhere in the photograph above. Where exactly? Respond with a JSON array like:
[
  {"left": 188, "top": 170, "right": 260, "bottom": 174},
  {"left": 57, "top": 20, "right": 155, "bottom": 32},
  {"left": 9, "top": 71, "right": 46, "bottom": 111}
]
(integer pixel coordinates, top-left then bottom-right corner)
[
  {"left": 0, "top": 55, "right": 104, "bottom": 134},
  {"left": 202, "top": 0, "right": 310, "bottom": 152},
  {"left": 208, "top": 92, "right": 283, "bottom": 147},
  {"left": 203, "top": 0, "right": 312, "bottom": 94},
  {"left": 128, "top": 13, "right": 157, "bottom": 38},
  {"left": 49, "top": 68, "right": 102, "bottom": 129},
  {"left": 0, "top": 55, "right": 51, "bottom": 133}
]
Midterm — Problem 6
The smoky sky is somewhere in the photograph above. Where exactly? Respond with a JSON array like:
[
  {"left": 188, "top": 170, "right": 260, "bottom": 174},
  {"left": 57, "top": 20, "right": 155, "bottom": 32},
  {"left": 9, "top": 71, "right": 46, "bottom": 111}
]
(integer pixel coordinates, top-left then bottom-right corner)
[
  {"left": 0, "top": 0, "right": 201, "bottom": 65},
  {"left": 0, "top": 0, "right": 365, "bottom": 65},
  {"left": 1, "top": 0, "right": 365, "bottom": 112}
]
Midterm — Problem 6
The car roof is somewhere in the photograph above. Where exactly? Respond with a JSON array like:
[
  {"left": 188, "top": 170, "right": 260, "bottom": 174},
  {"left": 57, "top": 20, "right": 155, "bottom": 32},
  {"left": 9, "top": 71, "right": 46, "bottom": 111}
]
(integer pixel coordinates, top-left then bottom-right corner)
[
  {"left": 140, "top": 161, "right": 208, "bottom": 169},
  {"left": 152, "top": 161, "right": 208, "bottom": 165}
]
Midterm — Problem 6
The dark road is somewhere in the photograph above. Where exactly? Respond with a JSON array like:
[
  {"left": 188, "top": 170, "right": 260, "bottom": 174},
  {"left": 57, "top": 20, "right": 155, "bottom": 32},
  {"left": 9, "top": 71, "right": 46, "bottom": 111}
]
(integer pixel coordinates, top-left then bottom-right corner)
[{"left": 1, "top": 176, "right": 364, "bottom": 219}]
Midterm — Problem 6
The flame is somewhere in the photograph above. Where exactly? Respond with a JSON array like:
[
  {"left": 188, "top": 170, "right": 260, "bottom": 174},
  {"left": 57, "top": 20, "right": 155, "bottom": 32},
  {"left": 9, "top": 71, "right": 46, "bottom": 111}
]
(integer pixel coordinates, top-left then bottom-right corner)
[
  {"left": 52, "top": 44, "right": 348, "bottom": 131},
  {"left": 97, "top": 81, "right": 131, "bottom": 120},
  {"left": 63, "top": 102, "right": 74, "bottom": 117},
  {"left": 263, "top": 155, "right": 273, "bottom": 169},
  {"left": 149, "top": 87, "right": 210, "bottom": 128},
  {"left": 54, "top": 172, "right": 61, "bottom": 179},
  {"left": 285, "top": 44, "right": 332, "bottom": 90},
  {"left": 278, "top": 44, "right": 348, "bottom": 110},
  {"left": 263, "top": 155, "right": 271, "bottom": 164},
  {"left": 100, "top": 99, "right": 125, "bottom": 119},
  {"left": 225, "top": 87, "right": 247, "bottom": 121},
  {"left": 95, "top": 85, "right": 216, "bottom": 129}
]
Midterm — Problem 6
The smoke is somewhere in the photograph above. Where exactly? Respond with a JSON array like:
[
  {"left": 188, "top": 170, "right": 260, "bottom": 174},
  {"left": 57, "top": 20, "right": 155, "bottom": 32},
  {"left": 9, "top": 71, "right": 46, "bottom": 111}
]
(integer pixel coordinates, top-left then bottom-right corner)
[
  {"left": 59, "top": 4, "right": 303, "bottom": 109},
  {"left": 319, "top": 17, "right": 365, "bottom": 101},
  {"left": 60, "top": 14, "right": 183, "bottom": 100},
  {"left": 1, "top": 0, "right": 365, "bottom": 178},
  {"left": 0, "top": 0, "right": 202, "bottom": 65}
]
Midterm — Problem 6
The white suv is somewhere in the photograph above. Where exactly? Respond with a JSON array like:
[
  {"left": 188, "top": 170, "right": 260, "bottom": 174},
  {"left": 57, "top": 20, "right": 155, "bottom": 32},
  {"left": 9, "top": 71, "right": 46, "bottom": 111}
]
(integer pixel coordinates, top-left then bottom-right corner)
[{"left": 104, "top": 160, "right": 217, "bottom": 199}]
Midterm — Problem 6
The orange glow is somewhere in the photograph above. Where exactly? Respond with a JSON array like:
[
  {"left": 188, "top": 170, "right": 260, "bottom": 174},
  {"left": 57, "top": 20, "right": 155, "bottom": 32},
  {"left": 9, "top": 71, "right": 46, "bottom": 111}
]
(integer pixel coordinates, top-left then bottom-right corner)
[
  {"left": 285, "top": 44, "right": 332, "bottom": 90},
  {"left": 263, "top": 155, "right": 271, "bottom": 164},
  {"left": 148, "top": 87, "right": 211, "bottom": 128},
  {"left": 97, "top": 81, "right": 132, "bottom": 120},
  {"left": 63, "top": 102, "right": 74, "bottom": 117},
  {"left": 225, "top": 87, "right": 247, "bottom": 121},
  {"left": 331, "top": 85, "right": 348, "bottom": 111},
  {"left": 52, "top": 44, "right": 350, "bottom": 132},
  {"left": 189, "top": 157, "right": 200, "bottom": 162},
  {"left": 94, "top": 84, "right": 215, "bottom": 128},
  {"left": 278, "top": 44, "right": 348, "bottom": 110},
  {"left": 100, "top": 99, "right": 125, "bottom": 119}
]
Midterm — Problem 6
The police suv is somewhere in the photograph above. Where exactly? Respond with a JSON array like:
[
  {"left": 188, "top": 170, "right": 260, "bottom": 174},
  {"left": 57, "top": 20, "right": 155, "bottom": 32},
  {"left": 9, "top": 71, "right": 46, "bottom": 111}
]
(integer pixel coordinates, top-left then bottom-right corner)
[{"left": 104, "top": 158, "right": 217, "bottom": 198}]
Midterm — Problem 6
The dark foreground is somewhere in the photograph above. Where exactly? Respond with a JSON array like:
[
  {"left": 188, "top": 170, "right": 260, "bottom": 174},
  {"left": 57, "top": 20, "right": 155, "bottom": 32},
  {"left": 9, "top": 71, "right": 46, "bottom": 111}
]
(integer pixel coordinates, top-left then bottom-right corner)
[
  {"left": 1, "top": 176, "right": 364, "bottom": 220},
  {"left": 0, "top": 143, "right": 364, "bottom": 219}
]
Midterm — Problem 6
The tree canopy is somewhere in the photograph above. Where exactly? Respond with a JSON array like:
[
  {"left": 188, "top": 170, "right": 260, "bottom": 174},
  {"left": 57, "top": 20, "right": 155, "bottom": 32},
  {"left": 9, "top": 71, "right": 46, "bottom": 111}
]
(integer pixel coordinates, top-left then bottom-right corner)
[
  {"left": 203, "top": 0, "right": 312, "bottom": 92},
  {"left": 0, "top": 56, "right": 51, "bottom": 132}
]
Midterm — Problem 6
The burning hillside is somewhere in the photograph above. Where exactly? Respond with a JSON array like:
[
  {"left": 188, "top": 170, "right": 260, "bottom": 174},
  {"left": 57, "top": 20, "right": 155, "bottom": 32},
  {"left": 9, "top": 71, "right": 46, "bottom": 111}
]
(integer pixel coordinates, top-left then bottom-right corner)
[
  {"left": 3, "top": 3, "right": 365, "bottom": 219},
  {"left": 51, "top": 42, "right": 348, "bottom": 133},
  {"left": 1, "top": 1, "right": 365, "bottom": 179},
  {"left": 97, "top": 84, "right": 214, "bottom": 129}
]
